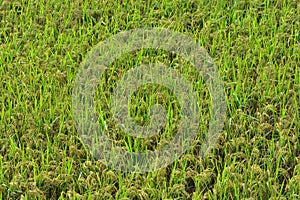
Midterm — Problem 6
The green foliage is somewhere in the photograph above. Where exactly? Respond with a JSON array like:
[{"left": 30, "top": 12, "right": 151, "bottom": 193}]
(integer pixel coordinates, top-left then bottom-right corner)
[{"left": 0, "top": 0, "right": 299, "bottom": 199}]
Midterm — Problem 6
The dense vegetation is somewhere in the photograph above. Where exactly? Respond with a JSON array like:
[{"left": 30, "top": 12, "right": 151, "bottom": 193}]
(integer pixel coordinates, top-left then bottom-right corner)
[{"left": 0, "top": 0, "right": 299, "bottom": 199}]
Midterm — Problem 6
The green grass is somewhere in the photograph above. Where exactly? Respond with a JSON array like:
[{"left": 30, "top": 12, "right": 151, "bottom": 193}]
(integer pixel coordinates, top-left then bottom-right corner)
[{"left": 0, "top": 0, "right": 299, "bottom": 199}]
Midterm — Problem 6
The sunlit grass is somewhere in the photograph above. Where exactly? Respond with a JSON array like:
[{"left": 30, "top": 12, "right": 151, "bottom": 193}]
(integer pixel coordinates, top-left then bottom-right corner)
[{"left": 0, "top": 0, "right": 299, "bottom": 199}]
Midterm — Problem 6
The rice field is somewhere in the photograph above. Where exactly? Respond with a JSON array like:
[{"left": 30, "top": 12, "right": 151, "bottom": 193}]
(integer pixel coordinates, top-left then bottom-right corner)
[{"left": 0, "top": 0, "right": 299, "bottom": 199}]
